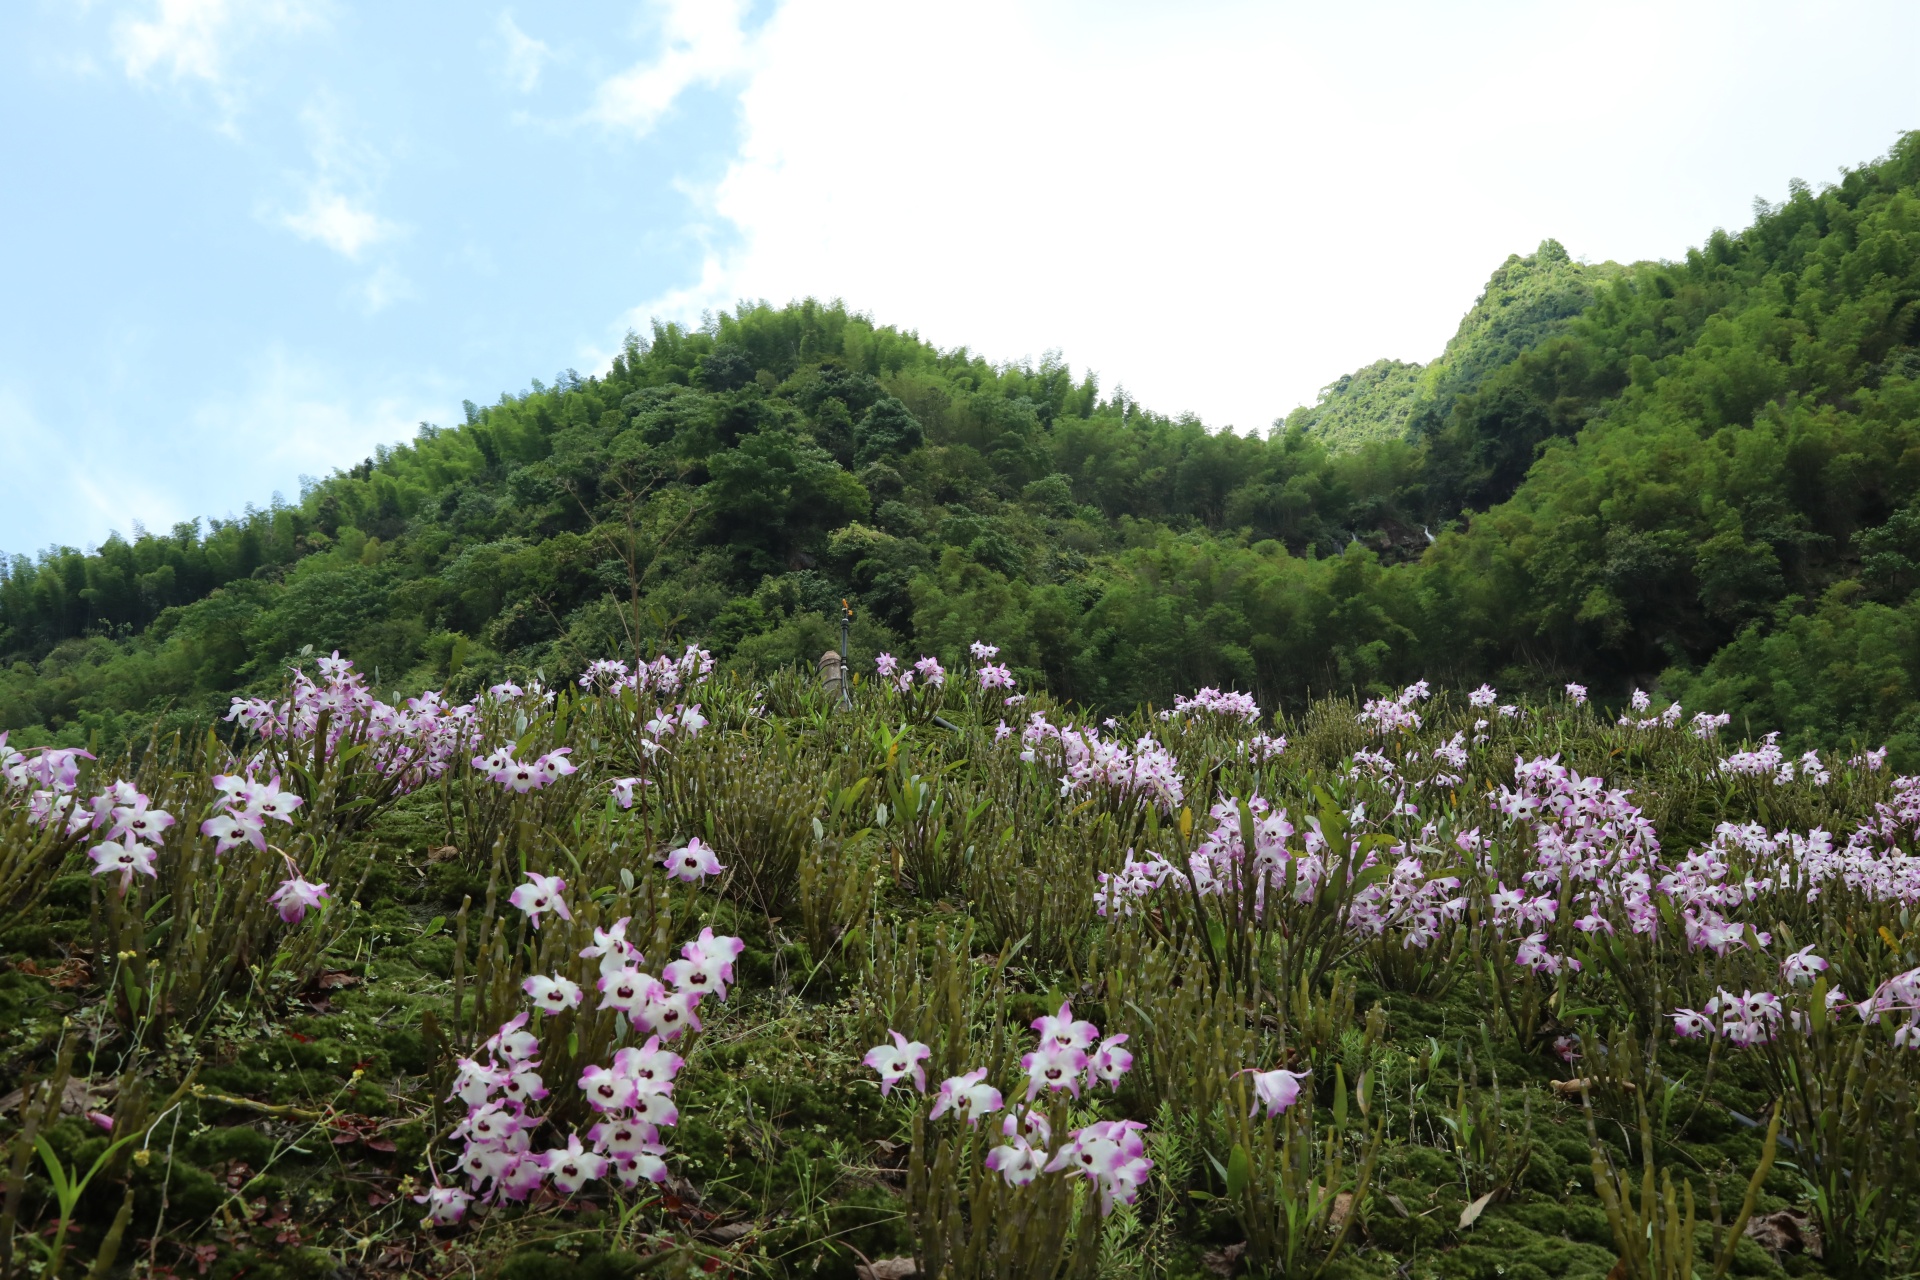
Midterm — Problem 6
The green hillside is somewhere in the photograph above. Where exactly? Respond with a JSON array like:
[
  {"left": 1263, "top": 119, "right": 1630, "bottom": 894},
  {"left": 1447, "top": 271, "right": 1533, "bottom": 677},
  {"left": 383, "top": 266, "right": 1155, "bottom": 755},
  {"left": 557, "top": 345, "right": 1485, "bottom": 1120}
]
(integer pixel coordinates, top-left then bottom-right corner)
[
  {"left": 1287, "top": 239, "right": 1619, "bottom": 451},
  {"left": 1280, "top": 357, "right": 1425, "bottom": 449},
  {"left": 5, "top": 133, "right": 1920, "bottom": 761}
]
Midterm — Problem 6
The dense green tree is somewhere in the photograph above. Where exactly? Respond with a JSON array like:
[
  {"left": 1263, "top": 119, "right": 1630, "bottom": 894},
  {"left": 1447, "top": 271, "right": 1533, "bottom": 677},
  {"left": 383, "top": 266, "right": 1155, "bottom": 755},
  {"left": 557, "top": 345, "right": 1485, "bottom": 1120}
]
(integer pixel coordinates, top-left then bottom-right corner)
[{"left": 8, "top": 133, "right": 1920, "bottom": 765}]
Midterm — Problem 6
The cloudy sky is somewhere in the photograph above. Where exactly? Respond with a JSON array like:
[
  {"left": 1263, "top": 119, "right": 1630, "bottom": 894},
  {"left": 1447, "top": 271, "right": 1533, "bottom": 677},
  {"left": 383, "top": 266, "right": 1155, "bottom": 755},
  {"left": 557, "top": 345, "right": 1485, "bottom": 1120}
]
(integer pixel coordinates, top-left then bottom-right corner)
[{"left": 3, "top": 0, "right": 1917, "bottom": 557}]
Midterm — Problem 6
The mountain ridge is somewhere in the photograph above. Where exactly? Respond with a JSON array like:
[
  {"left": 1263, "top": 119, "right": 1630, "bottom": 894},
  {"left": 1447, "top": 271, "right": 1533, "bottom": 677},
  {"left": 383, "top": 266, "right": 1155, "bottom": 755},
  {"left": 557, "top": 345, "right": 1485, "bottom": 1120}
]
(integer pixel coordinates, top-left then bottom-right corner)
[{"left": 5, "top": 132, "right": 1920, "bottom": 764}]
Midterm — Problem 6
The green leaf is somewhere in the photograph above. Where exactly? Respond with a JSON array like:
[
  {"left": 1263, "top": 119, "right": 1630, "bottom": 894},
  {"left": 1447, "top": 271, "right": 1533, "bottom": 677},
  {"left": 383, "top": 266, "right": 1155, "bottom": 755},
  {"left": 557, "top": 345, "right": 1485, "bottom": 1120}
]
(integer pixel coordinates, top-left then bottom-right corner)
[
  {"left": 1226, "top": 1143, "right": 1250, "bottom": 1200},
  {"left": 422, "top": 916, "right": 445, "bottom": 938}
]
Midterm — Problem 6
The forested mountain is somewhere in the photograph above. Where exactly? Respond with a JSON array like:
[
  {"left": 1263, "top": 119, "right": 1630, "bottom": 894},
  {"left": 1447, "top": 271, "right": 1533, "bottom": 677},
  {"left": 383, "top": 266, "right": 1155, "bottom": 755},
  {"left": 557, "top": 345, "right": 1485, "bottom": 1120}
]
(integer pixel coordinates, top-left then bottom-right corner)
[
  {"left": 6, "top": 133, "right": 1920, "bottom": 761},
  {"left": 1286, "top": 238, "right": 1619, "bottom": 450}
]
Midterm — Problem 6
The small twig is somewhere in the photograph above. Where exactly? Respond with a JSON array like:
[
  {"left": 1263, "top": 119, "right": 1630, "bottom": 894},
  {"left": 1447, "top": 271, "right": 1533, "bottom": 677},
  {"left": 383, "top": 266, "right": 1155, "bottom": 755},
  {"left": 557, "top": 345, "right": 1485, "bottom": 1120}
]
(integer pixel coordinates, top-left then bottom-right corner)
[{"left": 190, "top": 1086, "right": 329, "bottom": 1122}]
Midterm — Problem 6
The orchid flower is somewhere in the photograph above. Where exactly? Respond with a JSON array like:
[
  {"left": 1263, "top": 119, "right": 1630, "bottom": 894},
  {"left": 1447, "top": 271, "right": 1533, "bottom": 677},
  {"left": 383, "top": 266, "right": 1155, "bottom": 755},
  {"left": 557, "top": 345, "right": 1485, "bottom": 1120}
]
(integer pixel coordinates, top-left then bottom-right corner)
[
  {"left": 1031, "top": 1001, "right": 1100, "bottom": 1051},
  {"left": 1020, "top": 1042, "right": 1088, "bottom": 1101},
  {"left": 984, "top": 1135, "right": 1046, "bottom": 1186},
  {"left": 597, "top": 966, "right": 665, "bottom": 1014},
  {"left": 415, "top": 1184, "right": 473, "bottom": 1227},
  {"left": 1244, "top": 1066, "right": 1309, "bottom": 1117},
  {"left": 522, "top": 973, "right": 584, "bottom": 1014},
  {"left": 864, "top": 1030, "right": 932, "bottom": 1096},
  {"left": 928, "top": 1068, "right": 1003, "bottom": 1125},
  {"left": 540, "top": 1134, "right": 608, "bottom": 1194},
  {"left": 507, "top": 871, "right": 570, "bottom": 928},
  {"left": 268, "top": 876, "right": 330, "bottom": 924},
  {"left": 613, "top": 1036, "right": 684, "bottom": 1094},
  {"left": 580, "top": 917, "right": 641, "bottom": 975},
  {"left": 634, "top": 988, "right": 703, "bottom": 1041},
  {"left": 87, "top": 836, "right": 157, "bottom": 884},
  {"left": 662, "top": 836, "right": 724, "bottom": 883}
]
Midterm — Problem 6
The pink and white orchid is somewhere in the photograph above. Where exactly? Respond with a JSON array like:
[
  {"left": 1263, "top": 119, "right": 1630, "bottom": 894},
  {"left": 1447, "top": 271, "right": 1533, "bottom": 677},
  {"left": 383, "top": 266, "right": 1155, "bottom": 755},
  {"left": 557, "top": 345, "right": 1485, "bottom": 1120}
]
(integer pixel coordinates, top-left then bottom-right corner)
[{"left": 864, "top": 1029, "right": 932, "bottom": 1097}]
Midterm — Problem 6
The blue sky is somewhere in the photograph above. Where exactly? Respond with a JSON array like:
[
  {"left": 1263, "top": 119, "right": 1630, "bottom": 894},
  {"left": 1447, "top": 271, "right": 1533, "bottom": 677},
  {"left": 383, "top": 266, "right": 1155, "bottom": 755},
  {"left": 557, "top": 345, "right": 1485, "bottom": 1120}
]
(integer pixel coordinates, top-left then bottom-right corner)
[{"left": 4, "top": 0, "right": 1919, "bottom": 558}]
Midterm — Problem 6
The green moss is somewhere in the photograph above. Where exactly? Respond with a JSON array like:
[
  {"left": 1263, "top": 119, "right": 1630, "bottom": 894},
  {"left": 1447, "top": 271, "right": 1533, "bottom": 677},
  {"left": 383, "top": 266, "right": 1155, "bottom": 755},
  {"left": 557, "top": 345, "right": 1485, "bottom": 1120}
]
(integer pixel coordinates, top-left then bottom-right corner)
[
  {"left": 189, "top": 1123, "right": 277, "bottom": 1169},
  {"left": 498, "top": 1247, "right": 645, "bottom": 1280}
]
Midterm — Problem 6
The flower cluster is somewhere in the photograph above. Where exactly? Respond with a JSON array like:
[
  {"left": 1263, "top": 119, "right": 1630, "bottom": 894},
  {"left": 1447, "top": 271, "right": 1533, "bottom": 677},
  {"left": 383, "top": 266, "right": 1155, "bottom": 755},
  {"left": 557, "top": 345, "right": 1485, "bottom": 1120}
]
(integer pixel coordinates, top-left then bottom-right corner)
[
  {"left": 77, "top": 779, "right": 174, "bottom": 884},
  {"left": 1242, "top": 733, "right": 1288, "bottom": 763},
  {"left": 1617, "top": 689, "right": 1684, "bottom": 731},
  {"left": 228, "top": 653, "right": 481, "bottom": 793},
  {"left": 1718, "top": 732, "right": 1827, "bottom": 785},
  {"left": 24, "top": 760, "right": 328, "bottom": 922},
  {"left": 1851, "top": 747, "right": 1890, "bottom": 772},
  {"left": 1670, "top": 988, "right": 1789, "bottom": 1046},
  {"left": 1186, "top": 795, "right": 1316, "bottom": 906},
  {"left": 639, "top": 703, "right": 709, "bottom": 753},
  {"left": 1094, "top": 852, "right": 1186, "bottom": 918},
  {"left": 1357, "top": 681, "right": 1429, "bottom": 733},
  {"left": 1348, "top": 855, "right": 1466, "bottom": 950},
  {"left": 199, "top": 773, "right": 304, "bottom": 854},
  {"left": 1860, "top": 966, "right": 1920, "bottom": 1048},
  {"left": 977, "top": 663, "right": 1016, "bottom": 693},
  {"left": 583, "top": 919, "right": 744, "bottom": 1042},
  {"left": 866, "top": 1001, "right": 1146, "bottom": 1214},
  {"left": 1163, "top": 687, "right": 1261, "bottom": 723},
  {"left": 485, "top": 678, "right": 556, "bottom": 706},
  {"left": 1672, "top": 964, "right": 1920, "bottom": 1050},
  {"left": 575, "top": 646, "right": 715, "bottom": 696},
  {"left": 423, "top": 920, "right": 744, "bottom": 1226},
  {"left": 4, "top": 737, "right": 97, "bottom": 831},
  {"left": 472, "top": 746, "right": 577, "bottom": 794},
  {"left": 1691, "top": 711, "right": 1731, "bottom": 740},
  {"left": 1019, "top": 713, "right": 1184, "bottom": 812},
  {"left": 874, "top": 652, "right": 948, "bottom": 693}
]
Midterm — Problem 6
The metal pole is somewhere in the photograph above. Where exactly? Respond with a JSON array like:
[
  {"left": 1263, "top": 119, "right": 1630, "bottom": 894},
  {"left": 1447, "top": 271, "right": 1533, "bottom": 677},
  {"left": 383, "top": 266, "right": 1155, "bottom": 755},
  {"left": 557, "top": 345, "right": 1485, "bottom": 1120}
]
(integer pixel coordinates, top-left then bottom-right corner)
[{"left": 839, "top": 598, "right": 853, "bottom": 708}]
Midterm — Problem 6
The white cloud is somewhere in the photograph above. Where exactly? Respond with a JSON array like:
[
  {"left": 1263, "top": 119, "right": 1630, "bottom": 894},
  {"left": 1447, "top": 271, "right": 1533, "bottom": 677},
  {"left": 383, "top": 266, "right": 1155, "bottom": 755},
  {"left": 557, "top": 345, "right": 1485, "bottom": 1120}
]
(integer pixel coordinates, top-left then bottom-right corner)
[
  {"left": 274, "top": 97, "right": 399, "bottom": 260},
  {"left": 586, "top": 0, "right": 753, "bottom": 137},
  {"left": 282, "top": 188, "right": 392, "bottom": 258},
  {"left": 111, "top": 0, "right": 320, "bottom": 88},
  {"left": 184, "top": 348, "right": 445, "bottom": 483},
  {"left": 498, "top": 12, "right": 553, "bottom": 93},
  {"left": 617, "top": 0, "right": 1920, "bottom": 434},
  {"left": 357, "top": 264, "right": 413, "bottom": 313}
]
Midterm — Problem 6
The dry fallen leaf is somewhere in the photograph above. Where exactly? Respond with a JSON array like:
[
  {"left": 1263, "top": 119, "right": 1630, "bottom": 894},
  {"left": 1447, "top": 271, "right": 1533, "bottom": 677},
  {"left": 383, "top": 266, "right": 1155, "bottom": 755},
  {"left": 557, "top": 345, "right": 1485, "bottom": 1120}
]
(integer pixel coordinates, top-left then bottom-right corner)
[
  {"left": 1551, "top": 1077, "right": 1635, "bottom": 1096},
  {"left": 1201, "top": 1242, "right": 1248, "bottom": 1277},
  {"left": 1746, "top": 1209, "right": 1821, "bottom": 1258},
  {"left": 0, "top": 1077, "right": 115, "bottom": 1118},
  {"left": 1458, "top": 1190, "right": 1495, "bottom": 1230}
]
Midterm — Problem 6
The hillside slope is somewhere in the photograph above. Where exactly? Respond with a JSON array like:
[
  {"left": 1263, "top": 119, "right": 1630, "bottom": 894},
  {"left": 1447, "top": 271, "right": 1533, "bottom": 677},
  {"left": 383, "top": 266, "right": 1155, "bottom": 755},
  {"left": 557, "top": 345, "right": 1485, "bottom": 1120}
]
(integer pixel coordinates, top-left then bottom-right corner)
[
  {"left": 4, "top": 133, "right": 1920, "bottom": 761},
  {"left": 1286, "top": 239, "right": 1619, "bottom": 451}
]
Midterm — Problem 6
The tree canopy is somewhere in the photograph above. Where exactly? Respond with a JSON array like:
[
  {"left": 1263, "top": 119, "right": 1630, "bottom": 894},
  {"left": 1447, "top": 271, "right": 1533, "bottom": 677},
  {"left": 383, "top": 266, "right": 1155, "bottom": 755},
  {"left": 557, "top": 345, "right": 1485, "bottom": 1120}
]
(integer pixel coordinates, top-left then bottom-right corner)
[{"left": 7, "top": 133, "right": 1920, "bottom": 763}]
